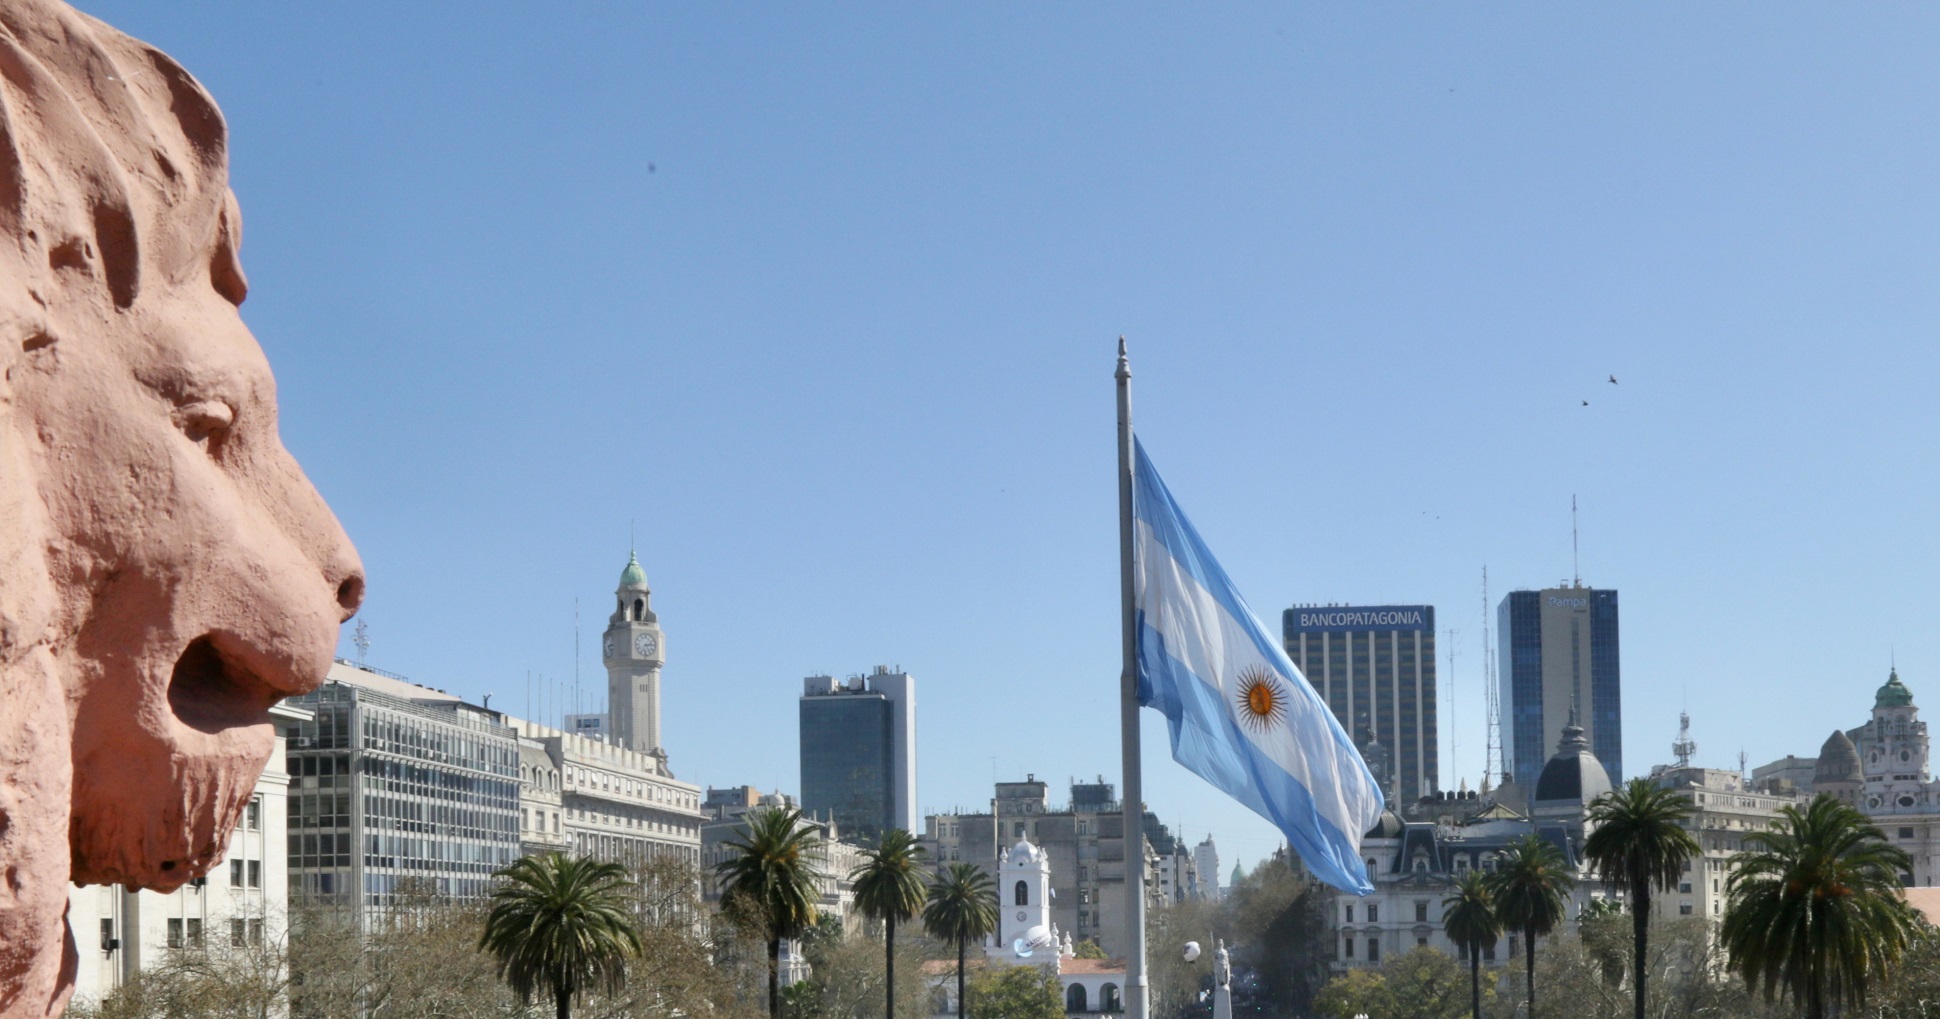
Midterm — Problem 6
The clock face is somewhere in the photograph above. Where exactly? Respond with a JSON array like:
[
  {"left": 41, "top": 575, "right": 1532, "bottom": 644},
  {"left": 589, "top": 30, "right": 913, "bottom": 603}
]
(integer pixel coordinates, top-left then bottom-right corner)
[
  {"left": 635, "top": 633, "right": 657, "bottom": 657},
  {"left": 602, "top": 636, "right": 614, "bottom": 658},
  {"left": 1016, "top": 910, "right": 1026, "bottom": 922}
]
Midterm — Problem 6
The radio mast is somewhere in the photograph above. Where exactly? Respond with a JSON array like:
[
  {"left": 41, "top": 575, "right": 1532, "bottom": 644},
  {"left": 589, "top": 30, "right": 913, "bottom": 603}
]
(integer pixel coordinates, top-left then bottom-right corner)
[{"left": 1482, "top": 566, "right": 1503, "bottom": 788}]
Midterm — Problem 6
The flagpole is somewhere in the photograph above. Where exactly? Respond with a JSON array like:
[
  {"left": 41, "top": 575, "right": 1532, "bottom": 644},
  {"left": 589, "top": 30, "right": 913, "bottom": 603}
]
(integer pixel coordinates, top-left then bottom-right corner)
[{"left": 1116, "top": 336, "right": 1150, "bottom": 1019}]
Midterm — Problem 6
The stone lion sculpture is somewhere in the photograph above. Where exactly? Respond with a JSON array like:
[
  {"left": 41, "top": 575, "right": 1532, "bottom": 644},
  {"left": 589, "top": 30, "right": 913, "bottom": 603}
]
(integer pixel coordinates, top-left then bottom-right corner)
[{"left": 0, "top": 3, "right": 363, "bottom": 1014}]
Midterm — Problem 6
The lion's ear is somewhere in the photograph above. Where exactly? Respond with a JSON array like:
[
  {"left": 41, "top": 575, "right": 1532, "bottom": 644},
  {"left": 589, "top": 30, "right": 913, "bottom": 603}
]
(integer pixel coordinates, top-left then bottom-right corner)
[{"left": 211, "top": 189, "right": 245, "bottom": 306}]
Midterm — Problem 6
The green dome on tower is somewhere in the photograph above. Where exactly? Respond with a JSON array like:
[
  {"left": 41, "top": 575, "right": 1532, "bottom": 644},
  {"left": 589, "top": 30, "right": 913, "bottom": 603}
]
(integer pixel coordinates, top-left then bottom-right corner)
[
  {"left": 619, "top": 551, "right": 648, "bottom": 589},
  {"left": 1876, "top": 668, "right": 1913, "bottom": 709}
]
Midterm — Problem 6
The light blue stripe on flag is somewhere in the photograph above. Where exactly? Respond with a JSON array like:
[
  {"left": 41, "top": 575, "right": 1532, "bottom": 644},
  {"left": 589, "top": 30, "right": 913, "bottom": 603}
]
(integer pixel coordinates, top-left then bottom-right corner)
[{"left": 1133, "top": 438, "right": 1384, "bottom": 895}]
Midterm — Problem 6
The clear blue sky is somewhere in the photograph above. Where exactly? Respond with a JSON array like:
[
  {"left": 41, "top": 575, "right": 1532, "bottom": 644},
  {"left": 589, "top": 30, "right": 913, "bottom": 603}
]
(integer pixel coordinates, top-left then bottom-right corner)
[{"left": 87, "top": 3, "right": 1940, "bottom": 872}]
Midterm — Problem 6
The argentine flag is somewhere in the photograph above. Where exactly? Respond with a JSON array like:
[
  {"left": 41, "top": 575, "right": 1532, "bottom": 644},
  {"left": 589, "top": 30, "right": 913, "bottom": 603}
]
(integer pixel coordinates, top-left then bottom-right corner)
[{"left": 1133, "top": 439, "right": 1385, "bottom": 895}]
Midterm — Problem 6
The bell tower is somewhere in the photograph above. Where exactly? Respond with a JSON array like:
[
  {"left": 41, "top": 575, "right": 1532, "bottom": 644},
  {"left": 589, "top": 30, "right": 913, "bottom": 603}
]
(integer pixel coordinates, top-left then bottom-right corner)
[{"left": 601, "top": 550, "right": 666, "bottom": 761}]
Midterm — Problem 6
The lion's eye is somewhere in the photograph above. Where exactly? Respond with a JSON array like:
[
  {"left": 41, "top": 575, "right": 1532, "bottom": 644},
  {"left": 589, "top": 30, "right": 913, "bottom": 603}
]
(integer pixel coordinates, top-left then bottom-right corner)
[{"left": 174, "top": 400, "right": 235, "bottom": 457}]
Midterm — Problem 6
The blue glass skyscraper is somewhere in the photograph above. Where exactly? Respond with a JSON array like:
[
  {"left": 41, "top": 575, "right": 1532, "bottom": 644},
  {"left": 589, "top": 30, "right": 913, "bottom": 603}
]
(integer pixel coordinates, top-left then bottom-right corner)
[{"left": 1498, "top": 587, "right": 1621, "bottom": 789}]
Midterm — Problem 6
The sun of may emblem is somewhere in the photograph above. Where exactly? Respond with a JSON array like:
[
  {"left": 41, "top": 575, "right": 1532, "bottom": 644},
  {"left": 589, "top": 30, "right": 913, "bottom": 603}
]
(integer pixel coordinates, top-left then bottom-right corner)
[{"left": 1235, "top": 665, "right": 1287, "bottom": 733}]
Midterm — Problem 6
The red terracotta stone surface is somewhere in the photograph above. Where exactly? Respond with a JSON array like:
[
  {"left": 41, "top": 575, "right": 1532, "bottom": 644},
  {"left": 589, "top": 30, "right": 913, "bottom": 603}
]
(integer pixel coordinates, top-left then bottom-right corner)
[{"left": 0, "top": 3, "right": 362, "bottom": 1014}]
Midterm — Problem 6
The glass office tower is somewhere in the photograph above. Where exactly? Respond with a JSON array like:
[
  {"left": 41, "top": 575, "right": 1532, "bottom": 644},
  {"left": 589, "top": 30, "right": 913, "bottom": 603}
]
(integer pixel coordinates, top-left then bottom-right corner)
[
  {"left": 1498, "top": 587, "right": 1622, "bottom": 789},
  {"left": 799, "top": 668, "right": 916, "bottom": 842}
]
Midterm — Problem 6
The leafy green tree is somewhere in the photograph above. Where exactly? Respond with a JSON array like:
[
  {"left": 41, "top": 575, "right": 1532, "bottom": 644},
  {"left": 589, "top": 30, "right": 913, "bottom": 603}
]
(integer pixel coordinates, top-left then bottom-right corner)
[
  {"left": 1313, "top": 968, "right": 1390, "bottom": 1019},
  {"left": 716, "top": 806, "right": 826, "bottom": 1019},
  {"left": 851, "top": 829, "right": 928, "bottom": 1019},
  {"left": 1486, "top": 833, "right": 1575, "bottom": 1018},
  {"left": 1381, "top": 945, "right": 1477, "bottom": 1019},
  {"left": 1583, "top": 779, "right": 1701, "bottom": 1019},
  {"left": 1723, "top": 794, "right": 1919, "bottom": 1019},
  {"left": 1147, "top": 896, "right": 1219, "bottom": 1019},
  {"left": 1443, "top": 870, "right": 1503, "bottom": 1019},
  {"left": 964, "top": 964, "right": 1062, "bottom": 1019},
  {"left": 923, "top": 863, "right": 999, "bottom": 1019},
  {"left": 1073, "top": 939, "right": 1108, "bottom": 960},
  {"left": 1223, "top": 851, "right": 1333, "bottom": 1015},
  {"left": 479, "top": 851, "right": 642, "bottom": 1019},
  {"left": 1575, "top": 897, "right": 1629, "bottom": 989}
]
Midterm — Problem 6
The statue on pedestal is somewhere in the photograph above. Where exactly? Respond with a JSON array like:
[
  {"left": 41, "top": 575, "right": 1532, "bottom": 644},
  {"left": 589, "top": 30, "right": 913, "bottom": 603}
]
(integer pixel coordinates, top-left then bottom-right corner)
[
  {"left": 1212, "top": 939, "right": 1233, "bottom": 1019},
  {"left": 0, "top": 3, "right": 362, "bottom": 1013}
]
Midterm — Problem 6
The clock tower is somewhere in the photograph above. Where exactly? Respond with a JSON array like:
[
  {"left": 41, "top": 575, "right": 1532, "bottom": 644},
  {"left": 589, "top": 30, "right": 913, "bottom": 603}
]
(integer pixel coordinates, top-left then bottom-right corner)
[{"left": 601, "top": 550, "right": 666, "bottom": 761}]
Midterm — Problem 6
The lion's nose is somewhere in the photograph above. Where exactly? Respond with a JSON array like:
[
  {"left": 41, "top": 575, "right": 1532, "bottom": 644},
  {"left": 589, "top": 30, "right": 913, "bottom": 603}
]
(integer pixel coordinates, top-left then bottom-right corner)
[{"left": 334, "top": 570, "right": 365, "bottom": 621}]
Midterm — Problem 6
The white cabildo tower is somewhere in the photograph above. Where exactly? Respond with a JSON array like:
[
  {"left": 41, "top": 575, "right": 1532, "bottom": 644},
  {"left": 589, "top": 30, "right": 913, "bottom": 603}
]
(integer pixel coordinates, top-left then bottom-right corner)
[
  {"left": 998, "top": 838, "right": 1054, "bottom": 956},
  {"left": 601, "top": 551, "right": 666, "bottom": 761}
]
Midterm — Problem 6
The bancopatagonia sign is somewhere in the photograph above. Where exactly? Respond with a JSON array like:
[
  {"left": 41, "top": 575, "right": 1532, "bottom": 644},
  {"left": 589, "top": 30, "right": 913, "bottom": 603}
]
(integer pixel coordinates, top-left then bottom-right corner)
[{"left": 1287, "top": 605, "right": 1433, "bottom": 633}]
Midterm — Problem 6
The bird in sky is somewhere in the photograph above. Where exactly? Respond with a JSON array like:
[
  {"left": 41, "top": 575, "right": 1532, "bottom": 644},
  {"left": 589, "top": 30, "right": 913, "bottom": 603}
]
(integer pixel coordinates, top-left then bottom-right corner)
[
  {"left": 1581, "top": 399, "right": 1590, "bottom": 406},
  {"left": 1608, "top": 374, "right": 1619, "bottom": 385}
]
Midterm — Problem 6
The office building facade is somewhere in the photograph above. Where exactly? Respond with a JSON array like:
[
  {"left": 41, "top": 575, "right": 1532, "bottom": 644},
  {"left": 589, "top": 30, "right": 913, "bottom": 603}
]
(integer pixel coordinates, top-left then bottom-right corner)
[
  {"left": 1283, "top": 604, "right": 1439, "bottom": 804},
  {"left": 919, "top": 777, "right": 1181, "bottom": 956},
  {"left": 510, "top": 717, "right": 703, "bottom": 867},
  {"left": 284, "top": 662, "right": 523, "bottom": 924},
  {"left": 1498, "top": 586, "right": 1622, "bottom": 789},
  {"left": 800, "top": 667, "right": 917, "bottom": 841}
]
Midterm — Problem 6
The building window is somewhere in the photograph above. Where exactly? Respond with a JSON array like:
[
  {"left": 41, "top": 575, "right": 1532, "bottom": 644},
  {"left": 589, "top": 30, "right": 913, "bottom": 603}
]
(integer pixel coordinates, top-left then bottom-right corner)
[
  {"left": 1902, "top": 828, "right": 1917, "bottom": 840},
  {"left": 100, "top": 919, "right": 115, "bottom": 953},
  {"left": 1015, "top": 881, "right": 1029, "bottom": 907},
  {"left": 167, "top": 918, "right": 183, "bottom": 949},
  {"left": 1415, "top": 901, "right": 1428, "bottom": 923},
  {"left": 1067, "top": 984, "right": 1088, "bottom": 1012},
  {"left": 1417, "top": 937, "right": 1429, "bottom": 948},
  {"left": 1679, "top": 882, "right": 1692, "bottom": 894},
  {"left": 1344, "top": 905, "right": 1353, "bottom": 923},
  {"left": 230, "top": 860, "right": 244, "bottom": 888},
  {"left": 231, "top": 919, "right": 247, "bottom": 947},
  {"left": 1343, "top": 938, "right": 1354, "bottom": 960},
  {"left": 1367, "top": 905, "right": 1378, "bottom": 923},
  {"left": 248, "top": 861, "right": 262, "bottom": 888},
  {"left": 1367, "top": 939, "right": 1379, "bottom": 963},
  {"left": 1680, "top": 903, "right": 1694, "bottom": 915},
  {"left": 1482, "top": 941, "right": 1495, "bottom": 962},
  {"left": 1100, "top": 985, "right": 1121, "bottom": 1012},
  {"left": 186, "top": 918, "right": 203, "bottom": 948},
  {"left": 245, "top": 798, "right": 260, "bottom": 830}
]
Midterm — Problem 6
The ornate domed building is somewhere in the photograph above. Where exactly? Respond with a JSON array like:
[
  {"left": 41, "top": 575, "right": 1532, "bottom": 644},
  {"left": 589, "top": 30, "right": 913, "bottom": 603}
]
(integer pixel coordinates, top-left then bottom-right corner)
[{"left": 1813, "top": 729, "right": 1862, "bottom": 806}]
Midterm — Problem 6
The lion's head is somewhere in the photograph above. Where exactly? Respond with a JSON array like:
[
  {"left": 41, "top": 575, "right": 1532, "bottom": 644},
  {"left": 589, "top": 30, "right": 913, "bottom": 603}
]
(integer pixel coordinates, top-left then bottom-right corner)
[{"left": 0, "top": 3, "right": 362, "bottom": 1013}]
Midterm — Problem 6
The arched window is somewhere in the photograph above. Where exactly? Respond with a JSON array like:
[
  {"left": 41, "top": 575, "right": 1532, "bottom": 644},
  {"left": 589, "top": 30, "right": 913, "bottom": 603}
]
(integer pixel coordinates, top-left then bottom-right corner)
[
  {"left": 1100, "top": 984, "right": 1121, "bottom": 1013},
  {"left": 1014, "top": 880, "right": 1029, "bottom": 906},
  {"left": 633, "top": 598, "right": 645, "bottom": 621},
  {"left": 1066, "top": 984, "right": 1088, "bottom": 1012}
]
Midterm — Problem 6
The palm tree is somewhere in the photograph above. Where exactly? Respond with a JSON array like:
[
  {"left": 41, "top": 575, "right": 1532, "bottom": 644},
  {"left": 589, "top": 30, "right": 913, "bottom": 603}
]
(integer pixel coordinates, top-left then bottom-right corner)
[
  {"left": 1442, "top": 870, "right": 1503, "bottom": 1019},
  {"left": 715, "top": 806, "right": 826, "bottom": 1019},
  {"left": 479, "top": 851, "right": 643, "bottom": 1019},
  {"left": 1722, "top": 793, "right": 1919, "bottom": 1019},
  {"left": 851, "top": 829, "right": 929, "bottom": 1019},
  {"left": 923, "top": 863, "right": 999, "bottom": 1019},
  {"left": 1582, "top": 778, "right": 1701, "bottom": 1019},
  {"left": 1485, "top": 833, "right": 1574, "bottom": 1018}
]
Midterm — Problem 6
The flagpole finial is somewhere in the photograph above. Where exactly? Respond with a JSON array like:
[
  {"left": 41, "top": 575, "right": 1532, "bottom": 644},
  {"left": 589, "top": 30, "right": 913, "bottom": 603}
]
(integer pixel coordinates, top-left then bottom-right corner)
[{"left": 1116, "top": 336, "right": 1130, "bottom": 381}]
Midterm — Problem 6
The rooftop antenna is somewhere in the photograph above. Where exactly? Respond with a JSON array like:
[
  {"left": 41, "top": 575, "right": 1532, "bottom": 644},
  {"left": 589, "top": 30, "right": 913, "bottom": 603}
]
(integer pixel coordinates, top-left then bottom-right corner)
[
  {"left": 1738, "top": 748, "right": 1749, "bottom": 780},
  {"left": 1482, "top": 566, "right": 1504, "bottom": 786},
  {"left": 573, "top": 598, "right": 580, "bottom": 717},
  {"left": 1447, "top": 627, "right": 1459, "bottom": 794},
  {"left": 1572, "top": 494, "right": 1580, "bottom": 588},
  {"left": 1672, "top": 711, "right": 1697, "bottom": 769},
  {"left": 352, "top": 619, "right": 370, "bottom": 666}
]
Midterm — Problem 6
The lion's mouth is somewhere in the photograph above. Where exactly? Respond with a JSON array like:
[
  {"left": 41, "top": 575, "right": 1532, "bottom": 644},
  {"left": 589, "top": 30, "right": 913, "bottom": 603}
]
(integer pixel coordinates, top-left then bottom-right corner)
[{"left": 166, "top": 635, "right": 280, "bottom": 734}]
